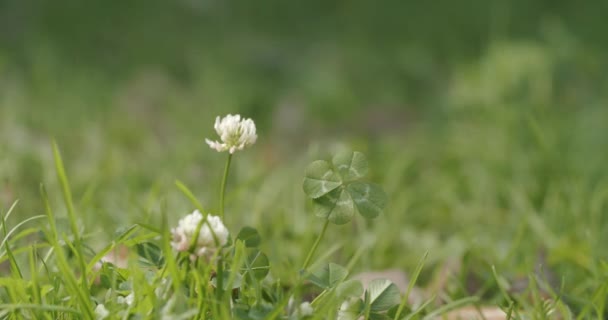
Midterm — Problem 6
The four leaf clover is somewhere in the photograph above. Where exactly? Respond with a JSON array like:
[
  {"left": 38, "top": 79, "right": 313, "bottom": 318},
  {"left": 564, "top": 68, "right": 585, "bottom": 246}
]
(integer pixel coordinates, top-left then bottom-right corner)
[{"left": 303, "top": 151, "right": 388, "bottom": 224}]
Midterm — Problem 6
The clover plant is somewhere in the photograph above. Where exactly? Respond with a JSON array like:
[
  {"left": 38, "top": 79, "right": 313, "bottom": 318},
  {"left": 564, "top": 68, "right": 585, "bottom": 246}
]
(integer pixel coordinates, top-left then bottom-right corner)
[{"left": 0, "top": 114, "right": 413, "bottom": 320}]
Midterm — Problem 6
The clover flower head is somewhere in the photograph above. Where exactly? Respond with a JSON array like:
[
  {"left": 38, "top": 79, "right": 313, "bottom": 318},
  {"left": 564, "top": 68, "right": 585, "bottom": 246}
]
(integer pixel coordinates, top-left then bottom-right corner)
[
  {"left": 297, "top": 302, "right": 314, "bottom": 317},
  {"left": 117, "top": 292, "right": 134, "bottom": 306},
  {"left": 205, "top": 114, "right": 257, "bottom": 153},
  {"left": 95, "top": 304, "right": 110, "bottom": 319},
  {"left": 288, "top": 299, "right": 314, "bottom": 319},
  {"left": 170, "top": 210, "right": 229, "bottom": 260}
]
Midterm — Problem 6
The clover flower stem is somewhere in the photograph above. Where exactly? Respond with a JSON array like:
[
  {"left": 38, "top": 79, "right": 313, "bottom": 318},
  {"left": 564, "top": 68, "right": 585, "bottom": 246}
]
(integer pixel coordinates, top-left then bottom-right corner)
[
  {"left": 301, "top": 219, "right": 330, "bottom": 272},
  {"left": 219, "top": 153, "right": 233, "bottom": 220}
]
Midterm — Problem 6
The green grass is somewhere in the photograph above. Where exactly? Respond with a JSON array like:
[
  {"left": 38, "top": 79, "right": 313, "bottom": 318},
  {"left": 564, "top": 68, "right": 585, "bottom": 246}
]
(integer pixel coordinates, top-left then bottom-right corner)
[{"left": 1, "top": 26, "right": 608, "bottom": 319}]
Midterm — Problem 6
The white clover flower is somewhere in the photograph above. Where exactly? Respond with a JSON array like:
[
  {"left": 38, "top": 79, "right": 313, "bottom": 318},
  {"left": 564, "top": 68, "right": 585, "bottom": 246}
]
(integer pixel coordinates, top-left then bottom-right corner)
[
  {"left": 117, "top": 292, "right": 134, "bottom": 306},
  {"left": 205, "top": 114, "right": 257, "bottom": 153},
  {"left": 287, "top": 299, "right": 314, "bottom": 319},
  {"left": 95, "top": 304, "right": 110, "bottom": 320},
  {"left": 297, "top": 302, "right": 314, "bottom": 317},
  {"left": 171, "top": 210, "right": 229, "bottom": 260}
]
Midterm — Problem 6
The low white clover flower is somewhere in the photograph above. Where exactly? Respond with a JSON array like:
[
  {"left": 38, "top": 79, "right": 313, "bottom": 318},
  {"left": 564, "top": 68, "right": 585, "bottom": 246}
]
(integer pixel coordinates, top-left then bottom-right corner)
[
  {"left": 171, "top": 210, "right": 229, "bottom": 260},
  {"left": 117, "top": 292, "right": 134, "bottom": 306},
  {"left": 297, "top": 302, "right": 314, "bottom": 317},
  {"left": 287, "top": 298, "right": 314, "bottom": 319},
  {"left": 205, "top": 114, "right": 257, "bottom": 153},
  {"left": 95, "top": 304, "right": 110, "bottom": 319}
]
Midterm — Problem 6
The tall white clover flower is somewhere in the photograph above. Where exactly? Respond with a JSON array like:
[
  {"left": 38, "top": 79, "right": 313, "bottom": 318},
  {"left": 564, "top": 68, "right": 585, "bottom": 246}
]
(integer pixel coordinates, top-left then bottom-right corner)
[
  {"left": 171, "top": 210, "right": 229, "bottom": 260},
  {"left": 205, "top": 114, "right": 257, "bottom": 153}
]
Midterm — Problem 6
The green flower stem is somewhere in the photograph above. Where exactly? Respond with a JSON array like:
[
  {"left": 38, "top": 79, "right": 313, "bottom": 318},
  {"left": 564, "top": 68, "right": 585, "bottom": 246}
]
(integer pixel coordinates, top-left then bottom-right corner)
[
  {"left": 301, "top": 219, "right": 330, "bottom": 272},
  {"left": 219, "top": 153, "right": 233, "bottom": 220}
]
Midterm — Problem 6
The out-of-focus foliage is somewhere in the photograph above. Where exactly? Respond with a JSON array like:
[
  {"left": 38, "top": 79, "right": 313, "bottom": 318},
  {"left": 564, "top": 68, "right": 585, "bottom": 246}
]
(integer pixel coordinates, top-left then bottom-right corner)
[{"left": 1, "top": 0, "right": 607, "bottom": 119}]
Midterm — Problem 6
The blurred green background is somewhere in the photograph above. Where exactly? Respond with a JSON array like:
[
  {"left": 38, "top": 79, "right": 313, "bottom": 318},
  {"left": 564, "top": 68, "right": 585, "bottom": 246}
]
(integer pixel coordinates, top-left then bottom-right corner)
[{"left": 1, "top": 0, "right": 608, "bottom": 307}]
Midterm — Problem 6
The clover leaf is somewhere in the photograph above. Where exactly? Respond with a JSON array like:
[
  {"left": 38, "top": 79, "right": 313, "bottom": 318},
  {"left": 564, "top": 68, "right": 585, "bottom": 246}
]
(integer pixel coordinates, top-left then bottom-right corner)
[
  {"left": 365, "top": 279, "right": 401, "bottom": 312},
  {"left": 303, "top": 151, "right": 387, "bottom": 225},
  {"left": 347, "top": 182, "right": 387, "bottom": 219},
  {"left": 236, "top": 226, "right": 261, "bottom": 248},
  {"left": 338, "top": 298, "right": 364, "bottom": 320},
  {"left": 303, "top": 160, "right": 342, "bottom": 199},
  {"left": 313, "top": 188, "right": 355, "bottom": 224},
  {"left": 307, "top": 262, "right": 349, "bottom": 289},
  {"left": 136, "top": 242, "right": 164, "bottom": 268},
  {"left": 211, "top": 272, "right": 243, "bottom": 290},
  {"left": 332, "top": 150, "right": 368, "bottom": 181},
  {"left": 240, "top": 249, "right": 270, "bottom": 281},
  {"left": 336, "top": 279, "right": 364, "bottom": 299}
]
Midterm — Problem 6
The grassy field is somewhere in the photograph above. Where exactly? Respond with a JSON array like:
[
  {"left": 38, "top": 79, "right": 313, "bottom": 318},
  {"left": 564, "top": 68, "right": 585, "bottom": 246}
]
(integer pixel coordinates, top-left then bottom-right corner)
[{"left": 1, "top": 1, "right": 608, "bottom": 319}]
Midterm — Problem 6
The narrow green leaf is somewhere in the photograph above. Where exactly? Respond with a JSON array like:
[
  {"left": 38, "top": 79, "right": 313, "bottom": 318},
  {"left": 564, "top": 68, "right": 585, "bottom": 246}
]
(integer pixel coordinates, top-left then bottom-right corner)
[
  {"left": 56, "top": 234, "right": 95, "bottom": 319},
  {"left": 0, "top": 304, "right": 81, "bottom": 315},
  {"left": 395, "top": 251, "right": 428, "bottom": 320},
  {"left": 403, "top": 295, "right": 436, "bottom": 320},
  {"left": 303, "top": 160, "right": 342, "bottom": 199},
  {"left": 225, "top": 240, "right": 247, "bottom": 291},
  {"left": 4, "top": 241, "right": 22, "bottom": 279},
  {"left": 347, "top": 182, "right": 387, "bottom": 219},
  {"left": 98, "top": 262, "right": 127, "bottom": 289},
  {"left": 367, "top": 279, "right": 401, "bottom": 312},
  {"left": 28, "top": 246, "right": 42, "bottom": 306},
  {"left": 50, "top": 144, "right": 95, "bottom": 319},
  {"left": 160, "top": 210, "right": 181, "bottom": 294},
  {"left": 236, "top": 227, "right": 261, "bottom": 248},
  {"left": 313, "top": 188, "right": 355, "bottom": 225},
  {"left": 135, "top": 222, "right": 161, "bottom": 234},
  {"left": 42, "top": 184, "right": 94, "bottom": 318},
  {"left": 421, "top": 296, "right": 479, "bottom": 320},
  {"left": 52, "top": 142, "right": 88, "bottom": 285},
  {"left": 52, "top": 142, "right": 79, "bottom": 240},
  {"left": 175, "top": 180, "right": 206, "bottom": 214},
  {"left": 332, "top": 151, "right": 369, "bottom": 182},
  {"left": 86, "top": 225, "right": 138, "bottom": 271},
  {"left": 0, "top": 215, "right": 46, "bottom": 257},
  {"left": 492, "top": 265, "right": 514, "bottom": 305},
  {"left": 1, "top": 200, "right": 19, "bottom": 230}
]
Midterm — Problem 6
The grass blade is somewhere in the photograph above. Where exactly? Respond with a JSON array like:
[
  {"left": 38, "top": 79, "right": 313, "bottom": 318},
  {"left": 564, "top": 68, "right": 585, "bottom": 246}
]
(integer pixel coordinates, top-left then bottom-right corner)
[
  {"left": 395, "top": 251, "right": 428, "bottom": 320},
  {"left": 52, "top": 141, "right": 89, "bottom": 289},
  {"left": 40, "top": 183, "right": 95, "bottom": 320},
  {"left": 175, "top": 180, "right": 206, "bottom": 214}
]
